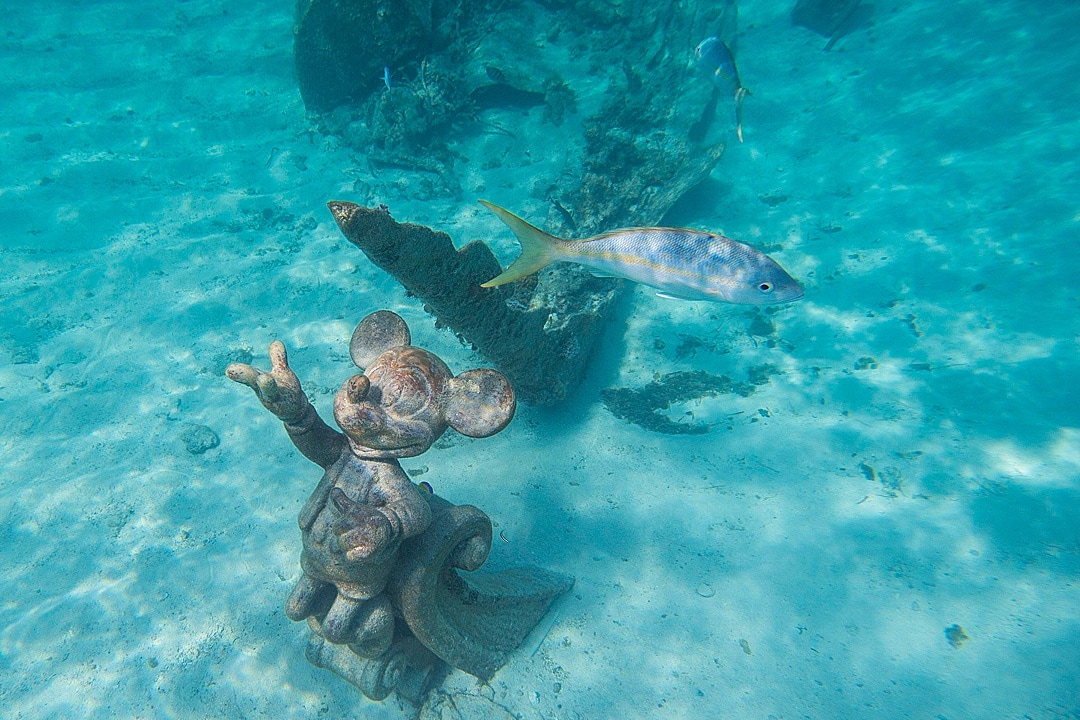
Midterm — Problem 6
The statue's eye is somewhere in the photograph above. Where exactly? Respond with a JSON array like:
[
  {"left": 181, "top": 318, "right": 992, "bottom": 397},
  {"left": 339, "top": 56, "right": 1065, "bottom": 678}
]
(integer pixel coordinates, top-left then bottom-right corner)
[{"left": 758, "top": 282, "right": 773, "bottom": 293}]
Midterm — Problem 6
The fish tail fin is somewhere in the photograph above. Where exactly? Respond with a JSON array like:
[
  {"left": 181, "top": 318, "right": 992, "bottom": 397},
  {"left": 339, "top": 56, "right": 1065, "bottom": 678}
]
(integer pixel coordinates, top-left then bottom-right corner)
[{"left": 479, "top": 200, "right": 561, "bottom": 287}]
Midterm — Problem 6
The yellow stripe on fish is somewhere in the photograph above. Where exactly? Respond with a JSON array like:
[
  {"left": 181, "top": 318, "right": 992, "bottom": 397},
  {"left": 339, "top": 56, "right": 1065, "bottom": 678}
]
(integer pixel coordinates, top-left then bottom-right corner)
[
  {"left": 478, "top": 201, "right": 803, "bottom": 306},
  {"left": 570, "top": 245, "right": 723, "bottom": 281}
]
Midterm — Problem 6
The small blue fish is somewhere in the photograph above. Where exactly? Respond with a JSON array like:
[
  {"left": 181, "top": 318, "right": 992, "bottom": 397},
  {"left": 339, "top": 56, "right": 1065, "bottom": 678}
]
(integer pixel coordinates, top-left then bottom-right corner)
[
  {"left": 417, "top": 480, "right": 433, "bottom": 495},
  {"left": 382, "top": 66, "right": 392, "bottom": 91},
  {"left": 695, "top": 37, "right": 741, "bottom": 94},
  {"left": 694, "top": 36, "right": 750, "bottom": 142},
  {"left": 479, "top": 201, "right": 802, "bottom": 306}
]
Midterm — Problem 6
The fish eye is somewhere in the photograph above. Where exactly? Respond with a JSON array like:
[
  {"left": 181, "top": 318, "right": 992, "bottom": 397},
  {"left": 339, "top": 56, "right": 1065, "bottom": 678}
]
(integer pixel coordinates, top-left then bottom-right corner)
[{"left": 758, "top": 282, "right": 773, "bottom": 293}]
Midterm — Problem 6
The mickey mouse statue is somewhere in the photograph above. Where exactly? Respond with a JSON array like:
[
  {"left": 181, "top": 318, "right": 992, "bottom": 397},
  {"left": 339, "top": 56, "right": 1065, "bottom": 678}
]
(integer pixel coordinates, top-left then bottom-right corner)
[{"left": 227, "top": 310, "right": 571, "bottom": 702}]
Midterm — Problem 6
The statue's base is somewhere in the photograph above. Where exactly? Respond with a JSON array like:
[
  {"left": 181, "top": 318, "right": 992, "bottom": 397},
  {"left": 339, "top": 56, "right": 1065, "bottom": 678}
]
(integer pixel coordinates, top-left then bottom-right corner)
[
  {"left": 305, "top": 630, "right": 438, "bottom": 703},
  {"left": 300, "top": 494, "right": 574, "bottom": 703}
]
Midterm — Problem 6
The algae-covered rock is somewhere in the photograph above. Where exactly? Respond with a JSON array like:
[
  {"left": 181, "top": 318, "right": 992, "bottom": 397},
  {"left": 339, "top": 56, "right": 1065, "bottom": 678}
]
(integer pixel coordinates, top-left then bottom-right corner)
[
  {"left": 791, "top": 0, "right": 873, "bottom": 50},
  {"left": 297, "top": 0, "right": 739, "bottom": 229},
  {"left": 601, "top": 371, "right": 744, "bottom": 435},
  {"left": 180, "top": 423, "right": 220, "bottom": 454},
  {"left": 541, "top": 3, "right": 737, "bottom": 234},
  {"left": 293, "top": 0, "right": 464, "bottom": 113},
  {"left": 327, "top": 202, "right": 619, "bottom": 405},
  {"left": 602, "top": 362, "right": 781, "bottom": 433}
]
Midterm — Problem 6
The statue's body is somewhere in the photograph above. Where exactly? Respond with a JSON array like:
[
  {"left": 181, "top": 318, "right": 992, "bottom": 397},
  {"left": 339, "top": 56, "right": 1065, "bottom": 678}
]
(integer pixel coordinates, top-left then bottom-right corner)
[{"left": 227, "top": 311, "right": 570, "bottom": 701}]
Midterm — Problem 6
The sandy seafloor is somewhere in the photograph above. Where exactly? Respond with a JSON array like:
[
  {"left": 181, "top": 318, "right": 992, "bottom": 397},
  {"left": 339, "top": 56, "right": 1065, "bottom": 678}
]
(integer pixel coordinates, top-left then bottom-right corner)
[{"left": 2, "top": 0, "right": 1079, "bottom": 718}]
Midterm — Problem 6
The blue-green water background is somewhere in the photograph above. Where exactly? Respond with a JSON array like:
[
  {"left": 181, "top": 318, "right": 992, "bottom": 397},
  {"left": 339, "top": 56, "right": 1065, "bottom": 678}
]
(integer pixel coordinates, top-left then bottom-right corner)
[{"left": 1, "top": 0, "right": 1077, "bottom": 718}]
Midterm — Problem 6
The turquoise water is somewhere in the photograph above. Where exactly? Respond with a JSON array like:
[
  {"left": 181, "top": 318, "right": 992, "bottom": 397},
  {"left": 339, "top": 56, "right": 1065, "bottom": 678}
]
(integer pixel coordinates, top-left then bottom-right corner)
[{"left": 2, "top": 1, "right": 1077, "bottom": 718}]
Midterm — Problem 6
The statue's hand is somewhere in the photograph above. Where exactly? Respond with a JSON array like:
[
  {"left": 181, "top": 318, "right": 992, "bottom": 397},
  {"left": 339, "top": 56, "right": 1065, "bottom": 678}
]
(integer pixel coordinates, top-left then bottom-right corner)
[
  {"left": 226, "top": 340, "right": 310, "bottom": 424},
  {"left": 331, "top": 488, "right": 394, "bottom": 562}
]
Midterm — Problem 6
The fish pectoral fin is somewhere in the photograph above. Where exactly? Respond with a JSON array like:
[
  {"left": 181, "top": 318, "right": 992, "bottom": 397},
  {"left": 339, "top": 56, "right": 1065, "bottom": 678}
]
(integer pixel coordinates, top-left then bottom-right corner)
[
  {"left": 655, "top": 291, "right": 694, "bottom": 300},
  {"left": 479, "top": 200, "right": 561, "bottom": 288},
  {"left": 588, "top": 270, "right": 618, "bottom": 278}
]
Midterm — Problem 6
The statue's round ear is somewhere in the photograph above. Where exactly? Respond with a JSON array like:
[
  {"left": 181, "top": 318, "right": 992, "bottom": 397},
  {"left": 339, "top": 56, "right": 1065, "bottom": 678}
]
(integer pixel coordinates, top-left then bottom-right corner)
[
  {"left": 350, "top": 310, "right": 411, "bottom": 369},
  {"left": 444, "top": 369, "right": 516, "bottom": 438}
]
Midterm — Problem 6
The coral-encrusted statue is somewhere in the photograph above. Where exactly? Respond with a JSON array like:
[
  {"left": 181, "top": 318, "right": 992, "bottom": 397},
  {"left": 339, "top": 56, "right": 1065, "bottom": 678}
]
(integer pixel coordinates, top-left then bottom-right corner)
[{"left": 227, "top": 310, "right": 572, "bottom": 701}]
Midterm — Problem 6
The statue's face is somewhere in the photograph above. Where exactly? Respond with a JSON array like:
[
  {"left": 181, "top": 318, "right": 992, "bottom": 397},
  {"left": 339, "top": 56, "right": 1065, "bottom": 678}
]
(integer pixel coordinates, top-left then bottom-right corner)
[{"left": 333, "top": 346, "right": 452, "bottom": 459}]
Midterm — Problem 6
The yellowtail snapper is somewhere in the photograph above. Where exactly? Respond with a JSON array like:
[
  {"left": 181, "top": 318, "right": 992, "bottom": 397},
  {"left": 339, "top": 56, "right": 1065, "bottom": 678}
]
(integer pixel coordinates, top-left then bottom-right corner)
[
  {"left": 479, "top": 201, "right": 803, "bottom": 306},
  {"left": 694, "top": 36, "right": 750, "bottom": 142}
]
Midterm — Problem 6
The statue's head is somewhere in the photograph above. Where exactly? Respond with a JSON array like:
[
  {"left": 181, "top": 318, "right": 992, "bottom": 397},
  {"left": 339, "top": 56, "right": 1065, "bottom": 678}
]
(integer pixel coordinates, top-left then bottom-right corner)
[{"left": 333, "top": 311, "right": 516, "bottom": 459}]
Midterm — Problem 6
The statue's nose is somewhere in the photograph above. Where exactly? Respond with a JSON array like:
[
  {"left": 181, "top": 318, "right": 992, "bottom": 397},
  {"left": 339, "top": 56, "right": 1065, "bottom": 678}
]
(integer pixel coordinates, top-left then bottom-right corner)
[{"left": 345, "top": 374, "right": 371, "bottom": 402}]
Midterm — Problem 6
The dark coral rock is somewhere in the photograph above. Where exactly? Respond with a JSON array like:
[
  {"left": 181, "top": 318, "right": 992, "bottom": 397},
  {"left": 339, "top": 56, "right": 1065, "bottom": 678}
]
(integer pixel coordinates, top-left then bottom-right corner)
[
  {"left": 945, "top": 623, "right": 969, "bottom": 649},
  {"left": 601, "top": 371, "right": 739, "bottom": 435},
  {"left": 181, "top": 423, "right": 220, "bottom": 454},
  {"left": 327, "top": 202, "right": 618, "bottom": 405},
  {"left": 542, "top": 2, "right": 736, "bottom": 235},
  {"left": 747, "top": 363, "right": 779, "bottom": 387},
  {"left": 674, "top": 335, "right": 709, "bottom": 360},
  {"left": 541, "top": 74, "right": 576, "bottom": 126},
  {"left": 791, "top": 0, "right": 873, "bottom": 50},
  {"left": 297, "top": 0, "right": 739, "bottom": 223},
  {"left": 746, "top": 312, "right": 776, "bottom": 338},
  {"left": 362, "top": 56, "right": 473, "bottom": 183},
  {"left": 293, "top": 0, "right": 448, "bottom": 113},
  {"left": 602, "top": 362, "right": 777, "bottom": 433}
]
